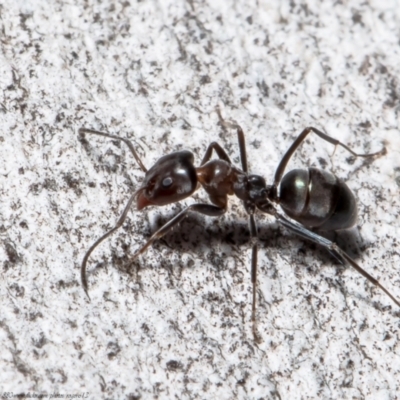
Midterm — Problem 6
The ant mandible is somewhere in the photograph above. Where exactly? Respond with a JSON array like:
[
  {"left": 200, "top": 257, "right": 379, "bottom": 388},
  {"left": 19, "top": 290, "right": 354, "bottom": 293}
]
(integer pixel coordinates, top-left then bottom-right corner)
[{"left": 79, "top": 112, "right": 399, "bottom": 340}]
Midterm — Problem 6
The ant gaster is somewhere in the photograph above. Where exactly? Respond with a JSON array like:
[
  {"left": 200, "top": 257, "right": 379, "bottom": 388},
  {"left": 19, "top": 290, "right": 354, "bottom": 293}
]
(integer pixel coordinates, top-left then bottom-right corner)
[{"left": 79, "top": 114, "right": 399, "bottom": 340}]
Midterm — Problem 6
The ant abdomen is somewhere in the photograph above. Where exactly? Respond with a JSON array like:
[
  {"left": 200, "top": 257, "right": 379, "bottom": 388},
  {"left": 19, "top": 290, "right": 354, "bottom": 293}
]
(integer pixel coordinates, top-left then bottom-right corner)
[{"left": 279, "top": 167, "right": 357, "bottom": 231}]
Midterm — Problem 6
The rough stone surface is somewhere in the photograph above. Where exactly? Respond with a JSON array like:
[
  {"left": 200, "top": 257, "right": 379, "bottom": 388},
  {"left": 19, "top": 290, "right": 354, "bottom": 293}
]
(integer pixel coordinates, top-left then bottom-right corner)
[{"left": 1, "top": 1, "right": 400, "bottom": 399}]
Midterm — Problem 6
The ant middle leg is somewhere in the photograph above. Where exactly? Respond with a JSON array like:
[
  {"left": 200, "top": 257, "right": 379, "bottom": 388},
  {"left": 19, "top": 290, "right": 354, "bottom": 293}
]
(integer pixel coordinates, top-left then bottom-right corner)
[
  {"left": 215, "top": 109, "right": 248, "bottom": 172},
  {"left": 200, "top": 142, "right": 232, "bottom": 165},
  {"left": 216, "top": 110, "right": 264, "bottom": 339},
  {"left": 248, "top": 213, "right": 261, "bottom": 342}
]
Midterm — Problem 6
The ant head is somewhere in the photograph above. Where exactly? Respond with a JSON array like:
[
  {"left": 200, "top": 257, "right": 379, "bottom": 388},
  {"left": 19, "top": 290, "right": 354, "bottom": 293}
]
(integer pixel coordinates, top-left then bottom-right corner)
[{"left": 137, "top": 150, "right": 197, "bottom": 210}]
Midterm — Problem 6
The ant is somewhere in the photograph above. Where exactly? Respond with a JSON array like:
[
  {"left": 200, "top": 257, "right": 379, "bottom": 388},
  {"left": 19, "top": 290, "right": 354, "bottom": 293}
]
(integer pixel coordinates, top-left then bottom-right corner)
[{"left": 79, "top": 113, "right": 399, "bottom": 340}]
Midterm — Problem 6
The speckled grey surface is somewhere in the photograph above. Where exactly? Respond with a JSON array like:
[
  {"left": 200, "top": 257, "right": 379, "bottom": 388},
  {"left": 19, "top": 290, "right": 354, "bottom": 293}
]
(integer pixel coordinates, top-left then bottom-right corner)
[{"left": 1, "top": 1, "right": 400, "bottom": 399}]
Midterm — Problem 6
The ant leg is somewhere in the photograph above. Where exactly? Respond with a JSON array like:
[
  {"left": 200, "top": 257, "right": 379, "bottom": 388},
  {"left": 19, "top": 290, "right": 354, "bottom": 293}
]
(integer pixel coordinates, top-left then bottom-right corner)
[
  {"left": 128, "top": 203, "right": 226, "bottom": 260},
  {"left": 276, "top": 213, "right": 400, "bottom": 307},
  {"left": 215, "top": 109, "right": 248, "bottom": 172},
  {"left": 236, "top": 124, "right": 248, "bottom": 173},
  {"left": 200, "top": 142, "right": 231, "bottom": 165},
  {"left": 79, "top": 128, "right": 147, "bottom": 172},
  {"left": 248, "top": 213, "right": 261, "bottom": 341},
  {"left": 81, "top": 190, "right": 139, "bottom": 299},
  {"left": 217, "top": 113, "right": 263, "bottom": 341},
  {"left": 271, "top": 127, "right": 385, "bottom": 200},
  {"left": 216, "top": 111, "right": 262, "bottom": 339}
]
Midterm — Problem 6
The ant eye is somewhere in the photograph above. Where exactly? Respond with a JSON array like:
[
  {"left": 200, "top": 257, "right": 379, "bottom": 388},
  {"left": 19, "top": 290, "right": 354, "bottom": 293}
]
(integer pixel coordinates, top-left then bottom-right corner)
[{"left": 162, "top": 177, "right": 173, "bottom": 188}]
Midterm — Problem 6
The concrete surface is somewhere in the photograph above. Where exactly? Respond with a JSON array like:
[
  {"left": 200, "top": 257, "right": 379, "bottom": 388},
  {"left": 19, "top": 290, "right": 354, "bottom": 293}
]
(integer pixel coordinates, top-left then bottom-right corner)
[{"left": 1, "top": 0, "right": 400, "bottom": 399}]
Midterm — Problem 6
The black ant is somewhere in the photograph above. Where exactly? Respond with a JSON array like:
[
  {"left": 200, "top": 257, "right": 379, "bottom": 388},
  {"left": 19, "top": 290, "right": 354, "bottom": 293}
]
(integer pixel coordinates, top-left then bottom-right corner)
[{"left": 79, "top": 114, "right": 399, "bottom": 340}]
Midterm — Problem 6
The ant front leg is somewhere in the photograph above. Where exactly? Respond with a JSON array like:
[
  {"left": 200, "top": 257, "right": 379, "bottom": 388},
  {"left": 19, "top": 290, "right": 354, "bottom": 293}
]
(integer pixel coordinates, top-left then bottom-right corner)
[{"left": 270, "top": 127, "right": 385, "bottom": 201}]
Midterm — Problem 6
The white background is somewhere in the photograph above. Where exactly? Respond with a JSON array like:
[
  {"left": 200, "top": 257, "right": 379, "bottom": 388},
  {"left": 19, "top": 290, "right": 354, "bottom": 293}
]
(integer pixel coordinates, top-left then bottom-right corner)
[{"left": 1, "top": 1, "right": 400, "bottom": 399}]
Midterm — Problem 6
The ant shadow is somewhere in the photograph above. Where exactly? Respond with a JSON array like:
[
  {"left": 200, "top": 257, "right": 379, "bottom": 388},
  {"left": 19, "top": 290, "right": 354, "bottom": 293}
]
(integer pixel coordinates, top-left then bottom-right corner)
[{"left": 107, "top": 210, "right": 366, "bottom": 282}]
